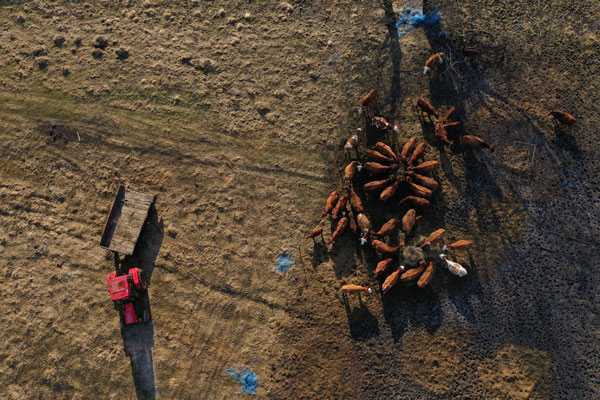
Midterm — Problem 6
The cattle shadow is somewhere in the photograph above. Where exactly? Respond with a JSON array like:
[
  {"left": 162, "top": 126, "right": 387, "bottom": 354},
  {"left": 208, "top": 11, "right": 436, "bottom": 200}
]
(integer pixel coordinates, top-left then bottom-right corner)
[
  {"left": 116, "top": 203, "right": 163, "bottom": 400},
  {"left": 343, "top": 293, "right": 380, "bottom": 341},
  {"left": 380, "top": 281, "right": 442, "bottom": 341},
  {"left": 445, "top": 250, "right": 483, "bottom": 323}
]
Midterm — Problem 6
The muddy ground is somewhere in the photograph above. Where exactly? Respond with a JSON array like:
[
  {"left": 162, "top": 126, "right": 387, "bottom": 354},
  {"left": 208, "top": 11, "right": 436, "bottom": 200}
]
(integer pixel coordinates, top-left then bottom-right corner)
[{"left": 0, "top": 0, "right": 599, "bottom": 399}]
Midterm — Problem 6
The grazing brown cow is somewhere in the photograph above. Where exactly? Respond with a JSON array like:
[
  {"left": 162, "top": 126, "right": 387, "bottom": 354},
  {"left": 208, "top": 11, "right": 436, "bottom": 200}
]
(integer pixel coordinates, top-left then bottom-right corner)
[
  {"left": 306, "top": 227, "right": 324, "bottom": 240},
  {"left": 400, "top": 196, "right": 430, "bottom": 208},
  {"left": 408, "top": 160, "right": 440, "bottom": 174},
  {"left": 380, "top": 176, "right": 403, "bottom": 202},
  {"left": 364, "top": 149, "right": 394, "bottom": 164},
  {"left": 382, "top": 268, "right": 403, "bottom": 293},
  {"left": 406, "top": 176, "right": 433, "bottom": 198},
  {"left": 419, "top": 228, "right": 446, "bottom": 248},
  {"left": 417, "top": 260, "right": 434, "bottom": 288},
  {"left": 462, "top": 135, "right": 494, "bottom": 152},
  {"left": 434, "top": 106, "right": 459, "bottom": 147},
  {"left": 371, "top": 240, "right": 402, "bottom": 256},
  {"left": 374, "top": 142, "right": 400, "bottom": 162},
  {"left": 364, "top": 176, "right": 395, "bottom": 193},
  {"left": 405, "top": 171, "right": 438, "bottom": 191},
  {"left": 402, "top": 209, "right": 422, "bottom": 238},
  {"left": 358, "top": 89, "right": 377, "bottom": 115},
  {"left": 434, "top": 122, "right": 454, "bottom": 147},
  {"left": 364, "top": 161, "right": 397, "bottom": 175},
  {"left": 372, "top": 116, "right": 399, "bottom": 133},
  {"left": 341, "top": 284, "right": 373, "bottom": 294},
  {"left": 357, "top": 213, "right": 372, "bottom": 245},
  {"left": 461, "top": 46, "right": 479, "bottom": 57},
  {"left": 423, "top": 52, "right": 444, "bottom": 74},
  {"left": 331, "top": 195, "right": 348, "bottom": 220},
  {"left": 348, "top": 213, "right": 359, "bottom": 234},
  {"left": 401, "top": 261, "right": 426, "bottom": 282},
  {"left": 344, "top": 185, "right": 364, "bottom": 214},
  {"left": 409, "top": 142, "right": 428, "bottom": 166},
  {"left": 416, "top": 98, "right": 439, "bottom": 118},
  {"left": 329, "top": 217, "right": 348, "bottom": 243},
  {"left": 320, "top": 190, "right": 339, "bottom": 218},
  {"left": 401, "top": 136, "right": 418, "bottom": 163},
  {"left": 374, "top": 258, "right": 398, "bottom": 276},
  {"left": 344, "top": 161, "right": 363, "bottom": 181},
  {"left": 548, "top": 110, "right": 576, "bottom": 126},
  {"left": 443, "top": 240, "right": 475, "bottom": 251},
  {"left": 372, "top": 218, "right": 398, "bottom": 238}
]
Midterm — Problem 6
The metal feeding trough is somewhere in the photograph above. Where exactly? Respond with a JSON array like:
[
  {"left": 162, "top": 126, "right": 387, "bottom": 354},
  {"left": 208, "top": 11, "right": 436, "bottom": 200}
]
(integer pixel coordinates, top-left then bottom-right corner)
[{"left": 100, "top": 186, "right": 156, "bottom": 256}]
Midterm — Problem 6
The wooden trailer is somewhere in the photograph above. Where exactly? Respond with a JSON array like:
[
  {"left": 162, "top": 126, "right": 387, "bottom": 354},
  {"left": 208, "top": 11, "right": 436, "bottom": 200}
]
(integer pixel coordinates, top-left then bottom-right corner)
[{"left": 100, "top": 186, "right": 156, "bottom": 255}]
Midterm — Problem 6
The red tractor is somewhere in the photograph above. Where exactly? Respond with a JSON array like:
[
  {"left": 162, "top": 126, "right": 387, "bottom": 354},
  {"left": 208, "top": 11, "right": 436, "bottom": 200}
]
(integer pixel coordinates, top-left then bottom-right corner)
[{"left": 106, "top": 268, "right": 148, "bottom": 325}]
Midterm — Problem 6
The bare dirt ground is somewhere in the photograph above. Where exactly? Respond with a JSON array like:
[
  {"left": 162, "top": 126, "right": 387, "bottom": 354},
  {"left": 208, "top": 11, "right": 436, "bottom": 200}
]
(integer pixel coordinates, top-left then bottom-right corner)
[{"left": 0, "top": 0, "right": 599, "bottom": 399}]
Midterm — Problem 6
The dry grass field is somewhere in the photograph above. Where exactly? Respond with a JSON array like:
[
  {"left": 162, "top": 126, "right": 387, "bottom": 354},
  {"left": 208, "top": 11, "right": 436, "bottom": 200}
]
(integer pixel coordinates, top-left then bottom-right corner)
[{"left": 0, "top": 0, "right": 598, "bottom": 399}]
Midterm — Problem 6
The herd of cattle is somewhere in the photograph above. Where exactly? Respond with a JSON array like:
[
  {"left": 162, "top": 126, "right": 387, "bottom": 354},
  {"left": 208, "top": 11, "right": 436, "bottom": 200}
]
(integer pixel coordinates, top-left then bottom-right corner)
[{"left": 306, "top": 51, "right": 576, "bottom": 298}]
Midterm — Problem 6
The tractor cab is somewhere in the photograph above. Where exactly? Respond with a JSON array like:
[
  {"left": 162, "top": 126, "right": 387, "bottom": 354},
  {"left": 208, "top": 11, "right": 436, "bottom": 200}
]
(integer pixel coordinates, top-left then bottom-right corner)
[{"left": 107, "top": 268, "right": 148, "bottom": 325}]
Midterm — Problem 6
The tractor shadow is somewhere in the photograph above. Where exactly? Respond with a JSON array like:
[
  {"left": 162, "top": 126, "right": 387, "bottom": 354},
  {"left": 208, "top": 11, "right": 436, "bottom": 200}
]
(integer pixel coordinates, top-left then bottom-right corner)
[{"left": 118, "top": 204, "right": 164, "bottom": 400}]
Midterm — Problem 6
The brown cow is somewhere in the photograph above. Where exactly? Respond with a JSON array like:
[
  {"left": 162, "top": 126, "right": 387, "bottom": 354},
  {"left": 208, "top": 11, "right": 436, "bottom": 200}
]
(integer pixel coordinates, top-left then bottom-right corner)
[
  {"left": 399, "top": 196, "right": 430, "bottom": 208},
  {"left": 382, "top": 268, "right": 403, "bottom": 293},
  {"left": 320, "top": 190, "right": 339, "bottom": 218},
  {"left": 331, "top": 195, "right": 348, "bottom": 220},
  {"left": 408, "top": 160, "right": 440, "bottom": 174},
  {"left": 405, "top": 171, "right": 438, "bottom": 191},
  {"left": 305, "top": 227, "right": 323, "bottom": 241},
  {"left": 409, "top": 142, "right": 428, "bottom": 166},
  {"left": 374, "top": 142, "right": 400, "bottom": 162},
  {"left": 416, "top": 98, "right": 439, "bottom": 118},
  {"left": 406, "top": 176, "right": 433, "bottom": 198},
  {"left": 344, "top": 185, "right": 364, "bottom": 214},
  {"left": 443, "top": 239, "right": 475, "bottom": 251},
  {"left": 401, "top": 209, "right": 422, "bottom": 238},
  {"left": 358, "top": 89, "right": 377, "bottom": 115},
  {"left": 344, "top": 161, "right": 363, "bottom": 181},
  {"left": 364, "top": 161, "right": 397, "bottom": 175},
  {"left": 372, "top": 218, "right": 398, "bottom": 238},
  {"left": 401, "top": 136, "right": 418, "bottom": 163},
  {"left": 380, "top": 176, "right": 403, "bottom": 202},
  {"left": 419, "top": 228, "right": 445, "bottom": 248},
  {"left": 364, "top": 149, "right": 394, "bottom": 164},
  {"left": 462, "top": 135, "right": 494, "bottom": 152},
  {"left": 329, "top": 217, "right": 348, "bottom": 243},
  {"left": 371, "top": 240, "right": 402, "bottom": 256},
  {"left": 417, "top": 260, "right": 434, "bottom": 288},
  {"left": 364, "top": 176, "right": 394, "bottom": 193},
  {"left": 341, "top": 284, "right": 373, "bottom": 294},
  {"left": 374, "top": 258, "right": 398, "bottom": 276},
  {"left": 548, "top": 110, "right": 576, "bottom": 126}
]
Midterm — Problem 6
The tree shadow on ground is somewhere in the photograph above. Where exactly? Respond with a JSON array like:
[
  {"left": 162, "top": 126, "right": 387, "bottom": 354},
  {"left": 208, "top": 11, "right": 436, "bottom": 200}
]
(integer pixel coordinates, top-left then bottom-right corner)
[{"left": 117, "top": 203, "right": 163, "bottom": 400}]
